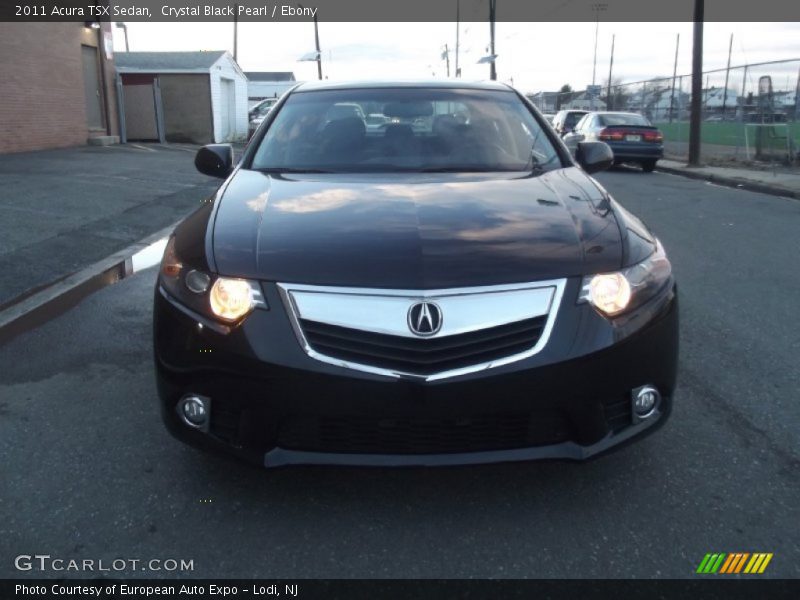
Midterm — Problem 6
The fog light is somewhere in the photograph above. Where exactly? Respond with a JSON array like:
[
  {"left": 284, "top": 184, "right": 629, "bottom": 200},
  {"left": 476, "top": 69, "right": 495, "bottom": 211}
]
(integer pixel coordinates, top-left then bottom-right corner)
[
  {"left": 185, "top": 269, "right": 211, "bottom": 294},
  {"left": 178, "top": 395, "right": 209, "bottom": 429},
  {"left": 633, "top": 385, "right": 660, "bottom": 418}
]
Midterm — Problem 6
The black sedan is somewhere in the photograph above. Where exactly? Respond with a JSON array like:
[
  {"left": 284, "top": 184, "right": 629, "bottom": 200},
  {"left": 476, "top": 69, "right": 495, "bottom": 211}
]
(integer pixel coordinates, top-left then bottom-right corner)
[
  {"left": 565, "top": 111, "right": 664, "bottom": 172},
  {"left": 153, "top": 81, "right": 678, "bottom": 468}
]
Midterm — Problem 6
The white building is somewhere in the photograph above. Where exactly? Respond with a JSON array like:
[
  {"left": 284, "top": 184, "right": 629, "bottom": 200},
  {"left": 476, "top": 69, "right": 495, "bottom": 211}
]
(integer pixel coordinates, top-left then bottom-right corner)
[
  {"left": 115, "top": 51, "right": 248, "bottom": 144},
  {"left": 563, "top": 92, "right": 606, "bottom": 111},
  {"left": 701, "top": 87, "right": 740, "bottom": 109},
  {"left": 245, "top": 72, "right": 297, "bottom": 108}
]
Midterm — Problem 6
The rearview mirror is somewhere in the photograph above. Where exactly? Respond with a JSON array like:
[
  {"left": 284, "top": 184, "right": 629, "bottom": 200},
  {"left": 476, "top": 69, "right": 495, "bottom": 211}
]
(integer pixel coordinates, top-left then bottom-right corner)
[
  {"left": 576, "top": 141, "right": 613, "bottom": 174},
  {"left": 195, "top": 144, "right": 233, "bottom": 179}
]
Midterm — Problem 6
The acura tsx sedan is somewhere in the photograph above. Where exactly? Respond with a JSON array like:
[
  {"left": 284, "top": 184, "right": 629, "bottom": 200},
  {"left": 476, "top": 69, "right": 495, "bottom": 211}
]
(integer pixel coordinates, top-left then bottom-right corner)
[{"left": 153, "top": 80, "right": 678, "bottom": 467}]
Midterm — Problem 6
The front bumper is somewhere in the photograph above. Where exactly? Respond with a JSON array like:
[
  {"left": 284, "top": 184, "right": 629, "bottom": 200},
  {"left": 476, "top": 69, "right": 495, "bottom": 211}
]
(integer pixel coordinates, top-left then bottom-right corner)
[{"left": 154, "top": 279, "right": 678, "bottom": 467}]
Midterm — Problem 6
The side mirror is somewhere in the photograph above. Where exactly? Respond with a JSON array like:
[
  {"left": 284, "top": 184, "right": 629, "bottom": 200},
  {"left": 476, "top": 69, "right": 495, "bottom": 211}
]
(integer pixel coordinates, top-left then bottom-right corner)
[
  {"left": 195, "top": 144, "right": 233, "bottom": 179},
  {"left": 576, "top": 141, "right": 613, "bottom": 174}
]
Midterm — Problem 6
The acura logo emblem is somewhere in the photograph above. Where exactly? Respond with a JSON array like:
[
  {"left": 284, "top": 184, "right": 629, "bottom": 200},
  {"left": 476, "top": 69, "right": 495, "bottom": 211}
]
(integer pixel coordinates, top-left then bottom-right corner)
[{"left": 407, "top": 301, "right": 443, "bottom": 336}]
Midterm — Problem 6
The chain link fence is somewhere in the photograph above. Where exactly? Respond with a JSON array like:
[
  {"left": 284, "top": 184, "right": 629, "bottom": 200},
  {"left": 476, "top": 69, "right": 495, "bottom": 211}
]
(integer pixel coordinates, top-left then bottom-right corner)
[{"left": 528, "top": 58, "right": 800, "bottom": 166}]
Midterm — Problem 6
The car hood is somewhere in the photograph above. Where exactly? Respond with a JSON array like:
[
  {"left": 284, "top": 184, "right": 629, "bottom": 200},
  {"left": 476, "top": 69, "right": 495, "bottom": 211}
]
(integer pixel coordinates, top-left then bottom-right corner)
[{"left": 210, "top": 168, "right": 624, "bottom": 289}]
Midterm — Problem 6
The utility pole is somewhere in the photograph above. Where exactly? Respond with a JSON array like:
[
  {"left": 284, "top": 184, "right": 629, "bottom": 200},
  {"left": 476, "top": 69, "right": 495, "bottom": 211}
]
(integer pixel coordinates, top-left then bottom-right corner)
[
  {"left": 233, "top": 4, "right": 238, "bottom": 62},
  {"left": 688, "top": 0, "right": 704, "bottom": 166},
  {"left": 795, "top": 65, "right": 800, "bottom": 122},
  {"left": 489, "top": 0, "right": 497, "bottom": 80},
  {"left": 606, "top": 34, "right": 615, "bottom": 110},
  {"left": 721, "top": 33, "right": 733, "bottom": 117},
  {"left": 455, "top": 0, "right": 460, "bottom": 77},
  {"left": 591, "top": 7, "right": 599, "bottom": 110},
  {"left": 669, "top": 33, "right": 680, "bottom": 123},
  {"left": 740, "top": 65, "right": 748, "bottom": 119},
  {"left": 592, "top": 19, "right": 599, "bottom": 89}
]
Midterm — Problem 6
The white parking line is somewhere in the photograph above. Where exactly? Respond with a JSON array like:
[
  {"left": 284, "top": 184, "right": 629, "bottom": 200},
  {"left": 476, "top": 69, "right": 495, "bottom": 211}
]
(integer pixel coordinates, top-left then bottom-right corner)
[
  {"left": 166, "top": 145, "right": 199, "bottom": 153},
  {"left": 129, "top": 144, "right": 157, "bottom": 152}
]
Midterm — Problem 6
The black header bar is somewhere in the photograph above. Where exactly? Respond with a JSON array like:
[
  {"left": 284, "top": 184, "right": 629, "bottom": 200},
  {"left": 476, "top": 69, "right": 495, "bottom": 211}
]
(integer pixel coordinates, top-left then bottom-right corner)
[{"left": 3, "top": 0, "right": 800, "bottom": 22}]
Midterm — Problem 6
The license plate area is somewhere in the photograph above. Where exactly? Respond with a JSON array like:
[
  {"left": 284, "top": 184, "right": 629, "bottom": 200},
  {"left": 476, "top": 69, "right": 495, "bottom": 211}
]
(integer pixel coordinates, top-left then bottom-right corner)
[{"left": 626, "top": 134, "right": 641, "bottom": 142}]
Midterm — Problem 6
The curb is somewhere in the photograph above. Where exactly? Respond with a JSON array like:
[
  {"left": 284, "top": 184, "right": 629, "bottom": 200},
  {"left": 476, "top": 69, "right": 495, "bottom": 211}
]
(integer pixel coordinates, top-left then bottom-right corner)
[
  {"left": 0, "top": 222, "right": 178, "bottom": 342},
  {"left": 656, "top": 164, "right": 799, "bottom": 200}
]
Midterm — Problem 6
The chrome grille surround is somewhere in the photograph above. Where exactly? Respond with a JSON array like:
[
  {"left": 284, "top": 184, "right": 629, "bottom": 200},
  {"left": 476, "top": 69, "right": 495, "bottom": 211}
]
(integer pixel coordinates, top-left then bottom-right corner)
[{"left": 277, "top": 279, "right": 567, "bottom": 381}]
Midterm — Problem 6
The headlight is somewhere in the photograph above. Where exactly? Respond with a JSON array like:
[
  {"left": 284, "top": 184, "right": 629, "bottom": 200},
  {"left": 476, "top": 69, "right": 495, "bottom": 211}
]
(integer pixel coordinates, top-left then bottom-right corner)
[
  {"left": 579, "top": 241, "right": 672, "bottom": 317},
  {"left": 209, "top": 277, "right": 254, "bottom": 321},
  {"left": 159, "top": 236, "right": 266, "bottom": 325},
  {"left": 588, "top": 272, "right": 631, "bottom": 315}
]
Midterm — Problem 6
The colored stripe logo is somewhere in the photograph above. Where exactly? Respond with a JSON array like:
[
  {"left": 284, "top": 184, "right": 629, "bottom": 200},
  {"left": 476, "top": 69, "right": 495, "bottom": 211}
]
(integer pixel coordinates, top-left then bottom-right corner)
[{"left": 696, "top": 553, "right": 773, "bottom": 574}]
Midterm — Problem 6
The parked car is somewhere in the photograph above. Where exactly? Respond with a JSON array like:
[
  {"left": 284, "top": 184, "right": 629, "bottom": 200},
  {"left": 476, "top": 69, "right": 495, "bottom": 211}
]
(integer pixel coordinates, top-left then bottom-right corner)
[
  {"left": 155, "top": 81, "right": 678, "bottom": 468},
  {"left": 552, "top": 109, "right": 589, "bottom": 136},
  {"left": 248, "top": 98, "right": 278, "bottom": 137},
  {"left": 565, "top": 112, "right": 664, "bottom": 172},
  {"left": 541, "top": 112, "right": 557, "bottom": 124}
]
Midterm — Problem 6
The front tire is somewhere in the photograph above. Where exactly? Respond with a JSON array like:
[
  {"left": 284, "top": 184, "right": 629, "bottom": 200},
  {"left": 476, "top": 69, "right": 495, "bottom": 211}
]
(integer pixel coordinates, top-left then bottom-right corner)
[{"left": 642, "top": 160, "right": 657, "bottom": 173}]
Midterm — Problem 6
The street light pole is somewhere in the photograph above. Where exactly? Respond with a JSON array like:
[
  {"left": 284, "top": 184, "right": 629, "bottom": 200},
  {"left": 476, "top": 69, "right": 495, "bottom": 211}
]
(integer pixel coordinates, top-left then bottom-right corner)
[
  {"left": 116, "top": 22, "right": 129, "bottom": 52},
  {"left": 669, "top": 33, "right": 680, "bottom": 123},
  {"left": 590, "top": 3, "right": 606, "bottom": 111},
  {"left": 313, "top": 12, "right": 322, "bottom": 80},
  {"left": 298, "top": 4, "right": 323, "bottom": 80},
  {"left": 721, "top": 33, "right": 733, "bottom": 117}
]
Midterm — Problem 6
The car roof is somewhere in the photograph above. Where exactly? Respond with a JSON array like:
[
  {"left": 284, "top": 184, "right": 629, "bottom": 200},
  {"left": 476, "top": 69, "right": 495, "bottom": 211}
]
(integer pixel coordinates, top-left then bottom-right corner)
[{"left": 293, "top": 79, "right": 514, "bottom": 92}]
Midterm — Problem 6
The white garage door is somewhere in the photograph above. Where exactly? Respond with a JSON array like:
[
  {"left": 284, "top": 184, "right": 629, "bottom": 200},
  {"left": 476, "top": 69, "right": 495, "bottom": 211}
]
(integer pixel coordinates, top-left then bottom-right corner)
[{"left": 219, "top": 78, "right": 236, "bottom": 141}]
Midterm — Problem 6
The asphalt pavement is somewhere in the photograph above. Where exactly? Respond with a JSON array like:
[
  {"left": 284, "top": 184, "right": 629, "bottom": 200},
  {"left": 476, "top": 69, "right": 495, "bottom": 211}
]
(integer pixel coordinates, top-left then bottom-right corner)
[
  {"left": 1, "top": 168, "right": 799, "bottom": 579},
  {"left": 0, "top": 143, "right": 219, "bottom": 308}
]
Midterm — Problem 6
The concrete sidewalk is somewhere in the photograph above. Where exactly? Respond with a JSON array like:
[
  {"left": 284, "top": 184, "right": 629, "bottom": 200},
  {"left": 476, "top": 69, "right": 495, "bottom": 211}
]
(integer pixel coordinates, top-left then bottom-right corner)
[
  {"left": 657, "top": 159, "right": 800, "bottom": 200},
  {"left": 0, "top": 143, "right": 219, "bottom": 308}
]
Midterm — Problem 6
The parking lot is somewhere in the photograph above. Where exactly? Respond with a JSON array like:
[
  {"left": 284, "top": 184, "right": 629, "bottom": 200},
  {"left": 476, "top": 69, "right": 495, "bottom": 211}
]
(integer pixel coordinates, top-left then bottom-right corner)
[
  {"left": 0, "top": 143, "right": 218, "bottom": 308},
  {"left": 1, "top": 167, "right": 799, "bottom": 579}
]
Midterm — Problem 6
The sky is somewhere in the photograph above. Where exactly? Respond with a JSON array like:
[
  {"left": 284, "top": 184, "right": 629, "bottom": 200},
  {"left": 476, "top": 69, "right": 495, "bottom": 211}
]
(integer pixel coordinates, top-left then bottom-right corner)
[{"left": 112, "top": 21, "right": 800, "bottom": 94}]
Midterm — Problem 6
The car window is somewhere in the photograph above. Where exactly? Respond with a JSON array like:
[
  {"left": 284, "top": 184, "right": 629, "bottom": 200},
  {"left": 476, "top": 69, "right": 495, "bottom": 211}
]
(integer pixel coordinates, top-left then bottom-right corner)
[
  {"left": 251, "top": 99, "right": 276, "bottom": 117},
  {"left": 601, "top": 113, "right": 651, "bottom": 126},
  {"left": 250, "top": 88, "right": 562, "bottom": 173},
  {"left": 564, "top": 112, "right": 585, "bottom": 128}
]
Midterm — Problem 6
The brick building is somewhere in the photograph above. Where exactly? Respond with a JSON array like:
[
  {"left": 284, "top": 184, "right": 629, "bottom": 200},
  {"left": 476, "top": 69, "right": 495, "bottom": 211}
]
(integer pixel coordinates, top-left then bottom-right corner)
[{"left": 0, "top": 22, "right": 120, "bottom": 154}]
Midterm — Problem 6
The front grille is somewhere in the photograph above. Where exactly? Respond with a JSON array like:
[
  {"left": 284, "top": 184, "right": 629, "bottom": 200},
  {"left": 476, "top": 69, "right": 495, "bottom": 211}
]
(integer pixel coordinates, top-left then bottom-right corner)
[
  {"left": 299, "top": 316, "right": 547, "bottom": 376},
  {"left": 277, "top": 412, "right": 572, "bottom": 455}
]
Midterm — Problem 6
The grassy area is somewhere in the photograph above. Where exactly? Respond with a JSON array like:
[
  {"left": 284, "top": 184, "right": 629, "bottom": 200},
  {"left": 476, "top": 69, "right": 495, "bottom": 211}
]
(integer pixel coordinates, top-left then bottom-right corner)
[{"left": 655, "top": 121, "right": 800, "bottom": 147}]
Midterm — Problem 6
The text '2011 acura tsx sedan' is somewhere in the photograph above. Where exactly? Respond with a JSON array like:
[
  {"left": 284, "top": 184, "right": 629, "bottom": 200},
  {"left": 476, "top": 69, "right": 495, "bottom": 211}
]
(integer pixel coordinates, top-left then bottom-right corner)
[{"left": 154, "top": 80, "right": 678, "bottom": 468}]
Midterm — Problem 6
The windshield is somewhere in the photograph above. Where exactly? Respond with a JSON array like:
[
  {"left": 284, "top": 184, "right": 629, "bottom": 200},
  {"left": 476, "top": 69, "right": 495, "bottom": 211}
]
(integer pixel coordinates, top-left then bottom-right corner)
[{"left": 250, "top": 88, "right": 561, "bottom": 173}]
